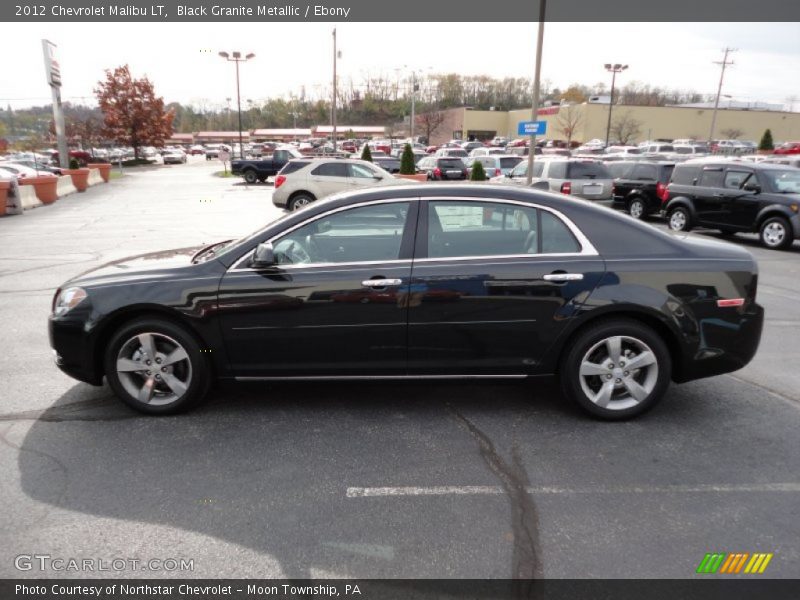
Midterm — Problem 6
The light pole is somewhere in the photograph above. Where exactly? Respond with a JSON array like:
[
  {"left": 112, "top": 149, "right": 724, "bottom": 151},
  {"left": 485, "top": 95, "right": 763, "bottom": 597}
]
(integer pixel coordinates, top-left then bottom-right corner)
[
  {"left": 525, "top": 0, "right": 546, "bottom": 185},
  {"left": 219, "top": 51, "right": 255, "bottom": 159},
  {"left": 603, "top": 63, "right": 628, "bottom": 147},
  {"left": 708, "top": 48, "right": 736, "bottom": 146},
  {"left": 402, "top": 65, "right": 432, "bottom": 143},
  {"left": 332, "top": 28, "right": 338, "bottom": 152}
]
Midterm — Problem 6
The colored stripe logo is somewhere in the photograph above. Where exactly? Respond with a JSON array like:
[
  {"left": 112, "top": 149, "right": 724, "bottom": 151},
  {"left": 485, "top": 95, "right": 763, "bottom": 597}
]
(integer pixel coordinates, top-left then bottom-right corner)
[{"left": 696, "top": 552, "right": 773, "bottom": 574}]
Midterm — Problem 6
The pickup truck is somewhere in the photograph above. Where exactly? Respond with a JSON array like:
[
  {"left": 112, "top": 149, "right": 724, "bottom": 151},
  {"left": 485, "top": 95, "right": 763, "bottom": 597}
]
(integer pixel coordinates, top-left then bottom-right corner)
[{"left": 231, "top": 147, "right": 304, "bottom": 183}]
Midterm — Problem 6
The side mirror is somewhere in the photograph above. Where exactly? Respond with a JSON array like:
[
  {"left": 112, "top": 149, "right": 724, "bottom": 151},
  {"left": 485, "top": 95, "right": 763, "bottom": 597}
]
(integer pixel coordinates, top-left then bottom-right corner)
[
  {"left": 743, "top": 181, "right": 761, "bottom": 194},
  {"left": 252, "top": 242, "right": 275, "bottom": 267}
]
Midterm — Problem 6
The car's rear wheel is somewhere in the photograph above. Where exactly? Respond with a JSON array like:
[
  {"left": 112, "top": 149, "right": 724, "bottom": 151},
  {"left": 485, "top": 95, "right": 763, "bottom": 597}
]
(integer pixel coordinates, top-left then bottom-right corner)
[
  {"left": 560, "top": 319, "right": 672, "bottom": 420},
  {"left": 759, "top": 216, "right": 793, "bottom": 250},
  {"left": 104, "top": 318, "right": 210, "bottom": 415},
  {"left": 289, "top": 193, "right": 314, "bottom": 211},
  {"left": 628, "top": 198, "right": 647, "bottom": 220},
  {"left": 668, "top": 206, "right": 692, "bottom": 232},
  {"left": 243, "top": 170, "right": 258, "bottom": 184}
]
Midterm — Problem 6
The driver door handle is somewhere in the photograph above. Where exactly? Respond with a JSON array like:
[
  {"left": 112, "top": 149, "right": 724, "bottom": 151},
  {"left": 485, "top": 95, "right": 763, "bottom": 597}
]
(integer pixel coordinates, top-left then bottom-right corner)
[
  {"left": 362, "top": 278, "right": 403, "bottom": 288},
  {"left": 543, "top": 273, "right": 584, "bottom": 282}
]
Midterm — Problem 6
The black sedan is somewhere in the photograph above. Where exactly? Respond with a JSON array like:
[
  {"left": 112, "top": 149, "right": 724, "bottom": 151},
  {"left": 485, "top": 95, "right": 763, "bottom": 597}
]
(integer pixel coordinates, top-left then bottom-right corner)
[{"left": 49, "top": 185, "right": 764, "bottom": 420}]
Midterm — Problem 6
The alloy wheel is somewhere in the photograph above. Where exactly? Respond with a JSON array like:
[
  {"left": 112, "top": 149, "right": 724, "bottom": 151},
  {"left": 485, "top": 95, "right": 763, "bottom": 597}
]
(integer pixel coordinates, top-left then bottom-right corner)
[
  {"left": 578, "top": 335, "right": 659, "bottom": 411},
  {"left": 669, "top": 209, "right": 688, "bottom": 231},
  {"left": 629, "top": 200, "right": 645, "bottom": 219},
  {"left": 762, "top": 221, "right": 786, "bottom": 247},
  {"left": 115, "top": 332, "right": 192, "bottom": 406}
]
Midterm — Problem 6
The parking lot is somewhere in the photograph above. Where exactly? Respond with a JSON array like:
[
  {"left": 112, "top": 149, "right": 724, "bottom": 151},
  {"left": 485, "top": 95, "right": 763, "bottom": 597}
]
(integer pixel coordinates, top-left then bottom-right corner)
[{"left": 1, "top": 157, "right": 798, "bottom": 579}]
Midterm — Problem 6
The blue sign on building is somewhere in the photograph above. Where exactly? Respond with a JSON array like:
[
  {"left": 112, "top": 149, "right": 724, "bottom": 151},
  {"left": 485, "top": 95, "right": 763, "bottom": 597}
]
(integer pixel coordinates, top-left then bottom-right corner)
[{"left": 517, "top": 121, "right": 547, "bottom": 136}]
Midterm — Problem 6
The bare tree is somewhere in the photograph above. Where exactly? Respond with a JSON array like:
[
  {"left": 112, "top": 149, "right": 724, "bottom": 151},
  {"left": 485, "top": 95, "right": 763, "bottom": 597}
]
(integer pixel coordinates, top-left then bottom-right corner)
[
  {"left": 720, "top": 127, "right": 743, "bottom": 140},
  {"left": 416, "top": 110, "right": 446, "bottom": 144},
  {"left": 610, "top": 111, "right": 642, "bottom": 145},
  {"left": 556, "top": 105, "right": 583, "bottom": 147}
]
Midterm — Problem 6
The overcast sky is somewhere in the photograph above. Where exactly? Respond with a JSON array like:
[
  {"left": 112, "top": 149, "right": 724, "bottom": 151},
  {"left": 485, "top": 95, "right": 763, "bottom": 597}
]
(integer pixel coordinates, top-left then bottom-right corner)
[{"left": 2, "top": 22, "right": 799, "bottom": 111}]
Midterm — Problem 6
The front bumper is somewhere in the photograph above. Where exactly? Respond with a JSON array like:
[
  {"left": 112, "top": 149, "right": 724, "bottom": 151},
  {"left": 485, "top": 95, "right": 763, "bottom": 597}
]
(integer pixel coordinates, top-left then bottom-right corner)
[{"left": 49, "top": 316, "right": 103, "bottom": 386}]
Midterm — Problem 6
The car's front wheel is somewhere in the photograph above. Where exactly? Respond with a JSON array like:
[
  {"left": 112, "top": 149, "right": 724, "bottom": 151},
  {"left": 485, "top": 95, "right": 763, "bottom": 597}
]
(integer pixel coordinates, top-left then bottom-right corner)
[
  {"left": 627, "top": 198, "right": 647, "bottom": 220},
  {"left": 560, "top": 319, "right": 672, "bottom": 420},
  {"left": 289, "top": 193, "right": 315, "bottom": 211},
  {"left": 668, "top": 206, "right": 692, "bottom": 232},
  {"left": 759, "top": 216, "right": 793, "bottom": 250},
  {"left": 104, "top": 318, "right": 210, "bottom": 415}
]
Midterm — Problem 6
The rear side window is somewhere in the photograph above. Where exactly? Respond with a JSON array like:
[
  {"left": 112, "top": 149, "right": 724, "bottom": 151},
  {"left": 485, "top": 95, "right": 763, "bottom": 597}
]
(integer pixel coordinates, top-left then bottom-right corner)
[
  {"left": 279, "top": 161, "right": 310, "bottom": 176},
  {"left": 698, "top": 169, "right": 724, "bottom": 188},
  {"left": 541, "top": 211, "right": 581, "bottom": 254},
  {"left": 500, "top": 157, "right": 523, "bottom": 169},
  {"left": 606, "top": 162, "right": 634, "bottom": 178},
  {"left": 631, "top": 164, "right": 658, "bottom": 181},
  {"left": 547, "top": 162, "right": 567, "bottom": 179},
  {"left": 566, "top": 162, "right": 611, "bottom": 179},
  {"left": 670, "top": 165, "right": 701, "bottom": 185},
  {"left": 659, "top": 165, "right": 675, "bottom": 182},
  {"left": 311, "top": 162, "right": 348, "bottom": 177}
]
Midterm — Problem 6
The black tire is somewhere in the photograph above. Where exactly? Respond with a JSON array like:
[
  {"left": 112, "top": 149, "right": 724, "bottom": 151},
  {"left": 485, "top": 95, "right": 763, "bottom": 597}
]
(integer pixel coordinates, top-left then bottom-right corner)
[
  {"left": 559, "top": 319, "right": 672, "bottom": 420},
  {"left": 257, "top": 176, "right": 267, "bottom": 183},
  {"left": 627, "top": 197, "right": 647, "bottom": 220},
  {"left": 667, "top": 206, "right": 692, "bottom": 232},
  {"left": 289, "top": 193, "right": 315, "bottom": 211},
  {"left": 104, "top": 318, "right": 210, "bottom": 415},
  {"left": 759, "top": 216, "right": 793, "bottom": 250},
  {"left": 243, "top": 170, "right": 258, "bottom": 184}
]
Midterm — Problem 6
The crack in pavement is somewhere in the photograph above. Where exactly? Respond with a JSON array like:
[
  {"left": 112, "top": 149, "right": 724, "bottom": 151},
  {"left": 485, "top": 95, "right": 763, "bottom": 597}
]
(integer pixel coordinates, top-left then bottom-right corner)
[{"left": 446, "top": 404, "right": 543, "bottom": 582}]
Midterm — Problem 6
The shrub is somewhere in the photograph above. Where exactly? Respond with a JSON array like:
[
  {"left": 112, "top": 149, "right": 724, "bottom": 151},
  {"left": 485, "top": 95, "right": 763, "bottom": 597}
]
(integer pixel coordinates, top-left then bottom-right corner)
[
  {"left": 470, "top": 160, "right": 487, "bottom": 181},
  {"left": 400, "top": 144, "right": 416, "bottom": 175},
  {"left": 360, "top": 144, "right": 373, "bottom": 162},
  {"left": 69, "top": 158, "right": 80, "bottom": 170},
  {"left": 759, "top": 129, "right": 774, "bottom": 151}
]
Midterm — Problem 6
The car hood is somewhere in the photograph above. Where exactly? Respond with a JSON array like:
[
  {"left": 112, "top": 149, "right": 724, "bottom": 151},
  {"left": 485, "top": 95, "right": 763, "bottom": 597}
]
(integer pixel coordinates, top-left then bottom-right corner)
[{"left": 66, "top": 245, "right": 212, "bottom": 287}]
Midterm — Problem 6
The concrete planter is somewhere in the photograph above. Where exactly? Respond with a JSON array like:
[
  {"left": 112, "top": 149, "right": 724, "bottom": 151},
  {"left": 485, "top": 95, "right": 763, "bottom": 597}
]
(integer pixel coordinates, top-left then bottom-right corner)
[
  {"left": 394, "top": 173, "right": 428, "bottom": 182},
  {"left": 64, "top": 168, "right": 91, "bottom": 192},
  {"left": 87, "top": 163, "right": 112, "bottom": 182},
  {"left": 20, "top": 176, "right": 58, "bottom": 204},
  {"left": 0, "top": 180, "right": 9, "bottom": 216}
]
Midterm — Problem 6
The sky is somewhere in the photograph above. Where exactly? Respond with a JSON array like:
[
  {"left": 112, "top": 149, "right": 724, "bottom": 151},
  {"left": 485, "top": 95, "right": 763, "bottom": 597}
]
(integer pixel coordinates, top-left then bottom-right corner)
[{"left": 2, "top": 22, "right": 799, "bottom": 111}]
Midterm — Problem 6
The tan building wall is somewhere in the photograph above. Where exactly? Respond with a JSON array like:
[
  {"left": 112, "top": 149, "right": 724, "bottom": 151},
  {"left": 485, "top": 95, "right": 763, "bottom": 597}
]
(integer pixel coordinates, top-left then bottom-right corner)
[{"left": 430, "top": 104, "right": 800, "bottom": 146}]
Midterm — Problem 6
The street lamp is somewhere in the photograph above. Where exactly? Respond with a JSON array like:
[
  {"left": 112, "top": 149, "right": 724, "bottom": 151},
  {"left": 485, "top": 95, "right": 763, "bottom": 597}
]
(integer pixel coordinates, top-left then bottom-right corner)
[
  {"left": 603, "top": 63, "right": 628, "bottom": 147},
  {"left": 219, "top": 50, "right": 255, "bottom": 159},
  {"left": 402, "top": 65, "right": 432, "bottom": 143}
]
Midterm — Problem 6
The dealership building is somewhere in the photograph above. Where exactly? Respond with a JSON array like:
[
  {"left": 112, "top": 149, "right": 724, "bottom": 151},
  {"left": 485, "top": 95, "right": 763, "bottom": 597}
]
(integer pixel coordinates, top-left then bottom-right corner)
[{"left": 422, "top": 103, "right": 800, "bottom": 146}]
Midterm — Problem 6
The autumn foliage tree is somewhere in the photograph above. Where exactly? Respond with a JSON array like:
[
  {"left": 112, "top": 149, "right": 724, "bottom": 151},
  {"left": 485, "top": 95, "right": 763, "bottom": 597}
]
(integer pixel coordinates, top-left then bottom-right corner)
[{"left": 95, "top": 65, "right": 174, "bottom": 159}]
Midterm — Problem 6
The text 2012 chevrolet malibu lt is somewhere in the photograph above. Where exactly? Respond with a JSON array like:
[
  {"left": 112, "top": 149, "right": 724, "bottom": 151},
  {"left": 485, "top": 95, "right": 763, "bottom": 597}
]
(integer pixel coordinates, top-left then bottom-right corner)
[{"left": 49, "top": 184, "right": 764, "bottom": 419}]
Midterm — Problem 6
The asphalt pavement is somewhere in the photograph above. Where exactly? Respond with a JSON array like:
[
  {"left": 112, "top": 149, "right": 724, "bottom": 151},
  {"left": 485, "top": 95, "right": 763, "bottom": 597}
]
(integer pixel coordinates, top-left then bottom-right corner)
[{"left": 1, "top": 157, "right": 798, "bottom": 579}]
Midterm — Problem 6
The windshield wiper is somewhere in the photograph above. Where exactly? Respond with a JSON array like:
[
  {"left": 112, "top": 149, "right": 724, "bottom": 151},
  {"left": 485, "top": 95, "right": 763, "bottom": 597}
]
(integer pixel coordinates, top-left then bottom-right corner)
[{"left": 191, "top": 239, "right": 234, "bottom": 263}]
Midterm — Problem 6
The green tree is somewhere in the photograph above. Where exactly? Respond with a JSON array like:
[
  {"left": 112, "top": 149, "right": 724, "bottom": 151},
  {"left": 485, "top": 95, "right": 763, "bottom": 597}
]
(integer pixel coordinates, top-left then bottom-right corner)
[
  {"left": 470, "top": 160, "right": 487, "bottom": 181},
  {"left": 360, "top": 144, "right": 373, "bottom": 162},
  {"left": 400, "top": 144, "right": 416, "bottom": 174},
  {"left": 759, "top": 129, "right": 774, "bottom": 151}
]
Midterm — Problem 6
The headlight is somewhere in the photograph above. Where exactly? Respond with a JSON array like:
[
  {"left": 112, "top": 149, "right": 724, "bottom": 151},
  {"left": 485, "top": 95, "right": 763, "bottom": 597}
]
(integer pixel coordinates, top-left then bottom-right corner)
[{"left": 53, "top": 287, "right": 87, "bottom": 316}]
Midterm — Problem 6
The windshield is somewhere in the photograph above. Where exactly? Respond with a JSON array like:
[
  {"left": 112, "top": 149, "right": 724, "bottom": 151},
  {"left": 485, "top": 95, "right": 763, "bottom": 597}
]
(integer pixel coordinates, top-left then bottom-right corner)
[{"left": 761, "top": 169, "right": 800, "bottom": 193}]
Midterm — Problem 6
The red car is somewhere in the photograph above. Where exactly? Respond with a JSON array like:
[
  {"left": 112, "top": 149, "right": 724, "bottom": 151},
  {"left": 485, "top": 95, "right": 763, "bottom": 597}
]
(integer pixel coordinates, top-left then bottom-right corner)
[{"left": 774, "top": 142, "right": 800, "bottom": 155}]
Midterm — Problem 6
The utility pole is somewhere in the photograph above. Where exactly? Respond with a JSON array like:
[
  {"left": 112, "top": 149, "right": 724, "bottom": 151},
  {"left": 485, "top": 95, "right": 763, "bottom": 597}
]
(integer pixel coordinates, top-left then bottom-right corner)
[
  {"left": 708, "top": 47, "right": 736, "bottom": 146},
  {"left": 410, "top": 71, "right": 417, "bottom": 143},
  {"left": 525, "top": 0, "right": 546, "bottom": 185},
  {"left": 332, "top": 28, "right": 337, "bottom": 152}
]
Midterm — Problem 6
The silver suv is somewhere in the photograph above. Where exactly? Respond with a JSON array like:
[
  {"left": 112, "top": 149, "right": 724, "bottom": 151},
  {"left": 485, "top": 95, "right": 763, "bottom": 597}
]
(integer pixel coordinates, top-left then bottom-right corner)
[
  {"left": 272, "top": 158, "right": 414, "bottom": 211},
  {"left": 492, "top": 158, "right": 614, "bottom": 204}
]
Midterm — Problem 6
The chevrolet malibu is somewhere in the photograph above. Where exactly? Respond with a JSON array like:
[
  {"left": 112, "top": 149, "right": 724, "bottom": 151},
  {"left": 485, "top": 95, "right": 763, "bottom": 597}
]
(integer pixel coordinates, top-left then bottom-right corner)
[{"left": 49, "top": 185, "right": 764, "bottom": 419}]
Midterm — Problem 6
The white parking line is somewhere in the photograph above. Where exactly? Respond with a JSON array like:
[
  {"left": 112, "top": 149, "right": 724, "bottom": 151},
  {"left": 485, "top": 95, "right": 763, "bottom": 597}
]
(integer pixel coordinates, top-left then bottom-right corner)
[{"left": 346, "top": 482, "right": 800, "bottom": 498}]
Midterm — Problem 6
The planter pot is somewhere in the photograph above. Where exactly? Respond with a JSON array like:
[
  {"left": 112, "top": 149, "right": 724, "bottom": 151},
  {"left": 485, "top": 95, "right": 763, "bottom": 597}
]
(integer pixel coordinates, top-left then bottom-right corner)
[
  {"left": 757, "top": 149, "right": 773, "bottom": 155},
  {"left": 394, "top": 173, "right": 428, "bottom": 182},
  {"left": 0, "top": 180, "right": 9, "bottom": 216},
  {"left": 63, "top": 168, "right": 91, "bottom": 192},
  {"left": 87, "top": 163, "right": 111, "bottom": 182},
  {"left": 20, "top": 176, "right": 58, "bottom": 204}
]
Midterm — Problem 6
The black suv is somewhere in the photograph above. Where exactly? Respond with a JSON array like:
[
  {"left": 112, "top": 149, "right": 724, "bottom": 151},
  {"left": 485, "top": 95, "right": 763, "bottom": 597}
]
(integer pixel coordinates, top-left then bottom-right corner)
[
  {"left": 664, "top": 160, "right": 800, "bottom": 249},
  {"left": 606, "top": 160, "right": 675, "bottom": 219},
  {"left": 417, "top": 156, "right": 467, "bottom": 180}
]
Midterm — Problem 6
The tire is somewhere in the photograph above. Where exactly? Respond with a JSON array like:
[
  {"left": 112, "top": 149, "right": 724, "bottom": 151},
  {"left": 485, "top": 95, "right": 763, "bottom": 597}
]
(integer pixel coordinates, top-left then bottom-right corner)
[
  {"left": 289, "top": 193, "right": 314, "bottom": 211},
  {"left": 257, "top": 176, "right": 267, "bottom": 183},
  {"left": 104, "top": 318, "right": 210, "bottom": 415},
  {"left": 627, "top": 198, "right": 647, "bottom": 220},
  {"left": 668, "top": 206, "right": 692, "bottom": 232},
  {"left": 559, "top": 319, "right": 672, "bottom": 420},
  {"left": 243, "top": 170, "right": 259, "bottom": 184},
  {"left": 759, "top": 216, "right": 793, "bottom": 250}
]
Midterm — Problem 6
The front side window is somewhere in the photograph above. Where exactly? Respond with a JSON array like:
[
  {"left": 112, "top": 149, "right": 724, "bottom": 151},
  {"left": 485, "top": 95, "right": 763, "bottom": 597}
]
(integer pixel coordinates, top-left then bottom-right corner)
[
  {"left": 427, "top": 201, "right": 583, "bottom": 258},
  {"left": 271, "top": 202, "right": 410, "bottom": 265},
  {"left": 723, "top": 170, "right": 753, "bottom": 190}
]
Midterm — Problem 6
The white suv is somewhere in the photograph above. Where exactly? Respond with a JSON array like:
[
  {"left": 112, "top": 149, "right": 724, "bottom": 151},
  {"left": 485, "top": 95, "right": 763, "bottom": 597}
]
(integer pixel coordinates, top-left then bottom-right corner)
[{"left": 272, "top": 158, "right": 415, "bottom": 211}]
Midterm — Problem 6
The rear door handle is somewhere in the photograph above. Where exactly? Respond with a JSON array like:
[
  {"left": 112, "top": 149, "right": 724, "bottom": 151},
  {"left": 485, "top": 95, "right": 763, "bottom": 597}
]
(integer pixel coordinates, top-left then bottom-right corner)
[
  {"left": 362, "top": 278, "right": 403, "bottom": 288},
  {"left": 543, "top": 273, "right": 584, "bottom": 282}
]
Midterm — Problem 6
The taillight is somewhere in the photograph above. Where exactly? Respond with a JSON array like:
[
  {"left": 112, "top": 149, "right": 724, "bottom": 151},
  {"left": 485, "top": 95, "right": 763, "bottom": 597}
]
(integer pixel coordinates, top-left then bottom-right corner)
[
  {"left": 717, "top": 298, "right": 745, "bottom": 308},
  {"left": 433, "top": 167, "right": 442, "bottom": 178},
  {"left": 657, "top": 182, "right": 669, "bottom": 202},
  {"left": 560, "top": 181, "right": 572, "bottom": 195},
  {"left": 275, "top": 175, "right": 286, "bottom": 188},
  {"left": 495, "top": 168, "right": 501, "bottom": 176}
]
